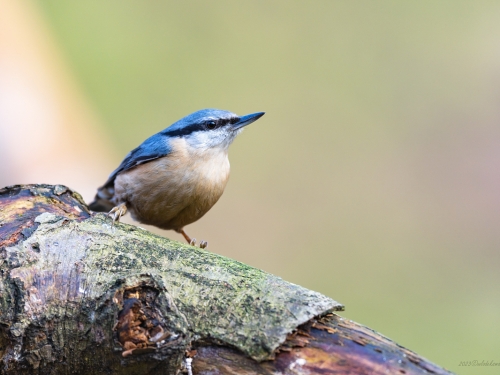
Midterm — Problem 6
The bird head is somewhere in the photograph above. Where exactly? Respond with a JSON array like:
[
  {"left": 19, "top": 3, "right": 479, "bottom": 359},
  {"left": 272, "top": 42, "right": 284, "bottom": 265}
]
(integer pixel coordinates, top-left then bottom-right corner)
[{"left": 163, "top": 109, "right": 265, "bottom": 151}]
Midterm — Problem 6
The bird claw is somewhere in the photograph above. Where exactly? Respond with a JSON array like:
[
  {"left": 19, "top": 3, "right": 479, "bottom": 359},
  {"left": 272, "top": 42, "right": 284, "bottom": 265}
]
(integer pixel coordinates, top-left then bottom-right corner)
[
  {"left": 108, "top": 203, "right": 127, "bottom": 225},
  {"left": 178, "top": 229, "right": 208, "bottom": 249},
  {"left": 189, "top": 238, "right": 208, "bottom": 249}
]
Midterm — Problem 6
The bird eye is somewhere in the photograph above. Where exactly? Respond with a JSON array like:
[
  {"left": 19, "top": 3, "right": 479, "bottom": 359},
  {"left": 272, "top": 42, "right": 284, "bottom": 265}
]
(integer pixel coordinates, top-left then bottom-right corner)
[{"left": 206, "top": 120, "right": 217, "bottom": 130}]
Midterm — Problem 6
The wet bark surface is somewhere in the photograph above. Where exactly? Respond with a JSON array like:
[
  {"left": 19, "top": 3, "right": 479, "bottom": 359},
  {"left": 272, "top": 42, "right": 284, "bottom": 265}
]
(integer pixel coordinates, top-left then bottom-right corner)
[
  {"left": 0, "top": 185, "right": 454, "bottom": 374},
  {"left": 195, "top": 314, "right": 451, "bottom": 375}
]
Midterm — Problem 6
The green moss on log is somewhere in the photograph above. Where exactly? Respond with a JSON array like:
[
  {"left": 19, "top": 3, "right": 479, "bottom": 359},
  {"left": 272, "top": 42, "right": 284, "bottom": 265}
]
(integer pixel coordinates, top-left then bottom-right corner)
[{"left": 5, "top": 212, "right": 343, "bottom": 364}]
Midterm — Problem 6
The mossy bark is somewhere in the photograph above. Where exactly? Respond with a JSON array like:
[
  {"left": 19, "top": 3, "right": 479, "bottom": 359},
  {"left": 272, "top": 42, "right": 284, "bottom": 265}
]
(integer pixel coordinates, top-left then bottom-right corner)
[{"left": 0, "top": 185, "right": 454, "bottom": 375}]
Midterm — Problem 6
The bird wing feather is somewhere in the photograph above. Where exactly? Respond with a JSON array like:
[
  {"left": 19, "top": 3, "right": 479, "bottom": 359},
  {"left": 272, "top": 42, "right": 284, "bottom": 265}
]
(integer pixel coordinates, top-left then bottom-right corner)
[{"left": 103, "top": 134, "right": 172, "bottom": 188}]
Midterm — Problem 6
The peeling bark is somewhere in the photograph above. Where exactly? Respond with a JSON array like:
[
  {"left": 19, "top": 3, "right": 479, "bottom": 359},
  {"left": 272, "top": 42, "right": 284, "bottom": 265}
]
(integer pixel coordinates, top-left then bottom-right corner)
[
  {"left": 0, "top": 184, "right": 454, "bottom": 374},
  {"left": 195, "top": 314, "right": 451, "bottom": 375}
]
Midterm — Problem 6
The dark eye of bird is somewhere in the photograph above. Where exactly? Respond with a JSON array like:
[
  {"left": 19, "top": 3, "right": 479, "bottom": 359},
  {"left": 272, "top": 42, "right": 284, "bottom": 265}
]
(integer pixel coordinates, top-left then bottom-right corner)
[{"left": 206, "top": 120, "right": 217, "bottom": 130}]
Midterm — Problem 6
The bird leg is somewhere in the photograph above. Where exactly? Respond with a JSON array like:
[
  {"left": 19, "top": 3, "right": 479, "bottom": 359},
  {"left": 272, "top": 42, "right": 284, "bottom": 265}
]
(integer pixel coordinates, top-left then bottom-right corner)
[
  {"left": 177, "top": 228, "right": 192, "bottom": 243},
  {"left": 176, "top": 228, "right": 208, "bottom": 249},
  {"left": 108, "top": 203, "right": 127, "bottom": 225}
]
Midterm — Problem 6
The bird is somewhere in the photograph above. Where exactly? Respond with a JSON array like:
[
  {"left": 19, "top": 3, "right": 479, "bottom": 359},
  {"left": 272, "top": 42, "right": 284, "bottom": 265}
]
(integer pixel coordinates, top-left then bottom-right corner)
[{"left": 88, "top": 108, "right": 265, "bottom": 248}]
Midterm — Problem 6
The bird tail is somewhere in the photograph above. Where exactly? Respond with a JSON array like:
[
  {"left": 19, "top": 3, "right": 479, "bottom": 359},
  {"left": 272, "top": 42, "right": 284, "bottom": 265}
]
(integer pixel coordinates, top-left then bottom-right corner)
[
  {"left": 88, "top": 198, "right": 114, "bottom": 212},
  {"left": 87, "top": 187, "right": 115, "bottom": 212}
]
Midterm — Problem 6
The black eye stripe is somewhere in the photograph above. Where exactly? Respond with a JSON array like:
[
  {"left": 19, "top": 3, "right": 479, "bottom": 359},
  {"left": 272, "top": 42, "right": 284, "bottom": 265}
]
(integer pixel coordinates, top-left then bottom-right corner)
[
  {"left": 164, "top": 117, "right": 238, "bottom": 137},
  {"left": 205, "top": 118, "right": 235, "bottom": 130},
  {"left": 164, "top": 123, "right": 204, "bottom": 137}
]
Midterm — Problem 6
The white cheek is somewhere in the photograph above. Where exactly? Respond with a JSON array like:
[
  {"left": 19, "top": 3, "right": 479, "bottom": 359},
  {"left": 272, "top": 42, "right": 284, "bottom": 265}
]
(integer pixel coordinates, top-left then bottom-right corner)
[{"left": 188, "top": 129, "right": 233, "bottom": 149}]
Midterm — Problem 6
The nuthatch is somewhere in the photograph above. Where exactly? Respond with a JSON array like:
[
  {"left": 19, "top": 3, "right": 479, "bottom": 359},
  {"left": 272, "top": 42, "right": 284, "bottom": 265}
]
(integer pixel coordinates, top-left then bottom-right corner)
[{"left": 89, "top": 109, "right": 265, "bottom": 248}]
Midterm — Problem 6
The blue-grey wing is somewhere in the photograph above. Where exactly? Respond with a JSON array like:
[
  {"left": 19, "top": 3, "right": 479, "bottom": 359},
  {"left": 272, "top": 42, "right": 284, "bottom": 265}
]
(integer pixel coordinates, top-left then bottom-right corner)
[
  {"left": 88, "top": 133, "right": 171, "bottom": 212},
  {"left": 103, "top": 133, "right": 172, "bottom": 188}
]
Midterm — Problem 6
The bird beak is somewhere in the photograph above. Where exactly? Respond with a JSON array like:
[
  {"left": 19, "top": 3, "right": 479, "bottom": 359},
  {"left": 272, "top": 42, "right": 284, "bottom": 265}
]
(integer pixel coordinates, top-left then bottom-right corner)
[{"left": 232, "top": 112, "right": 265, "bottom": 130}]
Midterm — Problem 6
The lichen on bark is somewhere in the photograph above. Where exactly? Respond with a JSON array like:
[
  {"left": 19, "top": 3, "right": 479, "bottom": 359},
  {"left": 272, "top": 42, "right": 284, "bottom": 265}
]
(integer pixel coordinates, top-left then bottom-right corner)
[
  {"left": 0, "top": 185, "right": 455, "bottom": 375},
  {"left": 2, "top": 207, "right": 342, "bottom": 373}
]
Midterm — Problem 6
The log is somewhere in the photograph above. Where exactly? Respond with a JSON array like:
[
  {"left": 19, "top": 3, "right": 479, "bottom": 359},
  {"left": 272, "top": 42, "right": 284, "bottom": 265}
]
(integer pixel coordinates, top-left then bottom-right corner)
[{"left": 0, "top": 184, "right": 454, "bottom": 374}]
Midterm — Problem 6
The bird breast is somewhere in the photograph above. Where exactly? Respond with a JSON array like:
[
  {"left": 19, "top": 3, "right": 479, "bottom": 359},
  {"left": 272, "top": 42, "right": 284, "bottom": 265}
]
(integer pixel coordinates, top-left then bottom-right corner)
[{"left": 113, "top": 138, "right": 230, "bottom": 230}]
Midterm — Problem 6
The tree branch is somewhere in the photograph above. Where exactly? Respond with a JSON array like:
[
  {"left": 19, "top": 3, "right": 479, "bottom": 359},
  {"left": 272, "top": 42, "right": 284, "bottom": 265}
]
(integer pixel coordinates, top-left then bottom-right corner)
[{"left": 0, "top": 184, "right": 454, "bottom": 374}]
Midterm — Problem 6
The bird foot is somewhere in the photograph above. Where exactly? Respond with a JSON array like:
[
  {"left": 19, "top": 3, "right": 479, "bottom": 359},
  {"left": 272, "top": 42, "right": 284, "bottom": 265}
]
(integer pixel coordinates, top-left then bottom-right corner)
[
  {"left": 108, "top": 203, "right": 127, "bottom": 225},
  {"left": 177, "top": 228, "right": 208, "bottom": 249},
  {"left": 189, "top": 239, "right": 208, "bottom": 249}
]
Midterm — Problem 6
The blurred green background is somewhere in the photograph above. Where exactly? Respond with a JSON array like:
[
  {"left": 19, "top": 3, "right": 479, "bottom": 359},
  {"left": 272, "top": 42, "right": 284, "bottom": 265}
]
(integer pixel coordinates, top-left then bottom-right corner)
[{"left": 8, "top": 1, "right": 500, "bottom": 373}]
